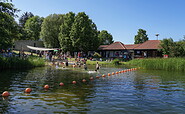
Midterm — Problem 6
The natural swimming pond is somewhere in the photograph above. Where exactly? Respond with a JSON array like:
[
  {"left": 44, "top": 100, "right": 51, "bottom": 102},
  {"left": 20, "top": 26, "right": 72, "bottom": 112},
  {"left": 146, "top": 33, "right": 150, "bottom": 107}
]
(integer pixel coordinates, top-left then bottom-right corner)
[{"left": 1, "top": 65, "right": 185, "bottom": 113}]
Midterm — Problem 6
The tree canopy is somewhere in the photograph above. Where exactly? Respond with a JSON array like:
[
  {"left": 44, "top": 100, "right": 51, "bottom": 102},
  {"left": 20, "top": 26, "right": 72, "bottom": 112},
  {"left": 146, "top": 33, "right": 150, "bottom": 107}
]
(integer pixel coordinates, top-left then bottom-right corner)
[
  {"left": 160, "top": 38, "right": 185, "bottom": 57},
  {"left": 58, "top": 12, "right": 75, "bottom": 52},
  {"left": 0, "top": 0, "right": 19, "bottom": 49},
  {"left": 24, "top": 16, "right": 44, "bottom": 40},
  {"left": 40, "top": 14, "right": 64, "bottom": 48},
  {"left": 70, "top": 12, "right": 99, "bottom": 52},
  {"left": 134, "top": 29, "right": 149, "bottom": 44},
  {"left": 19, "top": 12, "right": 34, "bottom": 28},
  {"left": 98, "top": 30, "right": 114, "bottom": 45}
]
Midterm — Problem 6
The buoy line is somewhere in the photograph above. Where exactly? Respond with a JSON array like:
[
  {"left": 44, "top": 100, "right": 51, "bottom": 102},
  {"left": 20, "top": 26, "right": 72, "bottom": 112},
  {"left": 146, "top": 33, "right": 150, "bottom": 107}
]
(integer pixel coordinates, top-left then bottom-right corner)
[{"left": 1, "top": 68, "right": 139, "bottom": 98}]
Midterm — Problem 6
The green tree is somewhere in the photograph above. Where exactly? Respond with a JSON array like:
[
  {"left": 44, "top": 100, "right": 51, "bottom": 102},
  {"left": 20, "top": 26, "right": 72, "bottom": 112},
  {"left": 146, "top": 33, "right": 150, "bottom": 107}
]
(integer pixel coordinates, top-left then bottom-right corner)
[
  {"left": 159, "top": 38, "right": 182, "bottom": 57},
  {"left": 40, "top": 14, "right": 64, "bottom": 48},
  {"left": 98, "top": 30, "right": 113, "bottom": 45},
  {"left": 24, "top": 16, "right": 44, "bottom": 40},
  {"left": 134, "top": 29, "right": 149, "bottom": 44},
  {"left": 19, "top": 12, "right": 34, "bottom": 28},
  {"left": 0, "top": 0, "right": 19, "bottom": 49},
  {"left": 70, "top": 12, "right": 99, "bottom": 52},
  {"left": 58, "top": 12, "right": 75, "bottom": 52}
]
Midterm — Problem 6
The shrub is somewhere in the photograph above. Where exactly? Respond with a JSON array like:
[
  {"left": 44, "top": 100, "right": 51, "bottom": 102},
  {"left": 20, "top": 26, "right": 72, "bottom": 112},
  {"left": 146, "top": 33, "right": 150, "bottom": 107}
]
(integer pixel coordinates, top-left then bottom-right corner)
[{"left": 112, "top": 58, "right": 120, "bottom": 65}]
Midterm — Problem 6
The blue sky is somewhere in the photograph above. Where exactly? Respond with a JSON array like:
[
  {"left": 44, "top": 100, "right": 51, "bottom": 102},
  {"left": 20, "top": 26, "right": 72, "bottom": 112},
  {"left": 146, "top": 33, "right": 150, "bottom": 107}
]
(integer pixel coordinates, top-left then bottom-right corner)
[{"left": 13, "top": 0, "right": 185, "bottom": 44}]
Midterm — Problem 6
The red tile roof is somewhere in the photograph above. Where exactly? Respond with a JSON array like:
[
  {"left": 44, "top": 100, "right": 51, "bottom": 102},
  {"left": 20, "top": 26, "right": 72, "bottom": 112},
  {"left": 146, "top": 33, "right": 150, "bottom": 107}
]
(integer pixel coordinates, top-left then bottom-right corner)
[
  {"left": 124, "top": 44, "right": 140, "bottom": 49},
  {"left": 100, "top": 42, "right": 127, "bottom": 50},
  {"left": 134, "top": 40, "right": 161, "bottom": 50},
  {"left": 98, "top": 40, "right": 161, "bottom": 50},
  {"left": 98, "top": 45, "right": 108, "bottom": 50}
]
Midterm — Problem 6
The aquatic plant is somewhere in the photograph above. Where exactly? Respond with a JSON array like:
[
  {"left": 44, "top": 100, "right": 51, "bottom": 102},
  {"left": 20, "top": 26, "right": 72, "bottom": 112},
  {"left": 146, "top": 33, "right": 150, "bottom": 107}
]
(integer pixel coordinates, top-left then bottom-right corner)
[
  {"left": 128, "top": 58, "right": 185, "bottom": 72},
  {"left": 0, "top": 56, "right": 45, "bottom": 70}
]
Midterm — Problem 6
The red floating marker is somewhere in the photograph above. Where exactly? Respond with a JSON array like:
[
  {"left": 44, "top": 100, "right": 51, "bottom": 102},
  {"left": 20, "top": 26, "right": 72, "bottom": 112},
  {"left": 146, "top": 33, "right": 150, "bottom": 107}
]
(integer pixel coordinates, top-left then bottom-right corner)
[
  {"left": 112, "top": 72, "right": 115, "bottom": 75},
  {"left": 102, "top": 74, "right": 106, "bottom": 77},
  {"left": 90, "top": 77, "right": 94, "bottom": 80},
  {"left": 72, "top": 81, "right": 76, "bottom": 84},
  {"left": 82, "top": 79, "right": 86, "bottom": 82},
  {"left": 59, "top": 82, "right": 64, "bottom": 86},
  {"left": 108, "top": 73, "right": 111, "bottom": 76},
  {"left": 2, "top": 91, "right": 10, "bottom": 97},
  {"left": 44, "top": 85, "right": 50, "bottom": 89},
  {"left": 96, "top": 76, "right": 100, "bottom": 78},
  {"left": 25, "top": 88, "right": 32, "bottom": 93}
]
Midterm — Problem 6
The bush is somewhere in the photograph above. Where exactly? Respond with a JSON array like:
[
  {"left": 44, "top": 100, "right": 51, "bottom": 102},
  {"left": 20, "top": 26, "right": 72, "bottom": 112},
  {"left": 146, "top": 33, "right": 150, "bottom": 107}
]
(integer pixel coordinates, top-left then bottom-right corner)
[
  {"left": 112, "top": 58, "right": 120, "bottom": 65},
  {"left": 0, "top": 56, "right": 45, "bottom": 70}
]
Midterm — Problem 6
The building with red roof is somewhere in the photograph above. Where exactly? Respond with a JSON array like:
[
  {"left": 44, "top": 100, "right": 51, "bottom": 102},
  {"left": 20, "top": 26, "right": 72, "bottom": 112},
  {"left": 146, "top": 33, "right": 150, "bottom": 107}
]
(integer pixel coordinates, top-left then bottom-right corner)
[{"left": 97, "top": 40, "right": 162, "bottom": 59}]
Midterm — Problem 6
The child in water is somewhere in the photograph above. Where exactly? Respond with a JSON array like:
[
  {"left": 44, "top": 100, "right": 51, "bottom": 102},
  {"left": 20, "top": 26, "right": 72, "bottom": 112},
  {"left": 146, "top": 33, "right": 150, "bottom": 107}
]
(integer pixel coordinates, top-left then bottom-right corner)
[{"left": 84, "top": 64, "right": 87, "bottom": 70}]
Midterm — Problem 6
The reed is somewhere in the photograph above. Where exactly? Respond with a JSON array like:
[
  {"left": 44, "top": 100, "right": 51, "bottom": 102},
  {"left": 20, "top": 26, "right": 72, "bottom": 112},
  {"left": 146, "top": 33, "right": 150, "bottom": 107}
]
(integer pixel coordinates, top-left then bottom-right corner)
[
  {"left": 0, "top": 56, "right": 45, "bottom": 70},
  {"left": 128, "top": 58, "right": 185, "bottom": 72}
]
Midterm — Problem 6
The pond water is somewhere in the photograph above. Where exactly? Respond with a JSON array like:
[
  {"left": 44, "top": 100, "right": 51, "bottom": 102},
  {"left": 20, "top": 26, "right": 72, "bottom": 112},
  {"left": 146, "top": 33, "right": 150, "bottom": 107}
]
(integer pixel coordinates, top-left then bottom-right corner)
[{"left": 1, "top": 65, "right": 185, "bottom": 113}]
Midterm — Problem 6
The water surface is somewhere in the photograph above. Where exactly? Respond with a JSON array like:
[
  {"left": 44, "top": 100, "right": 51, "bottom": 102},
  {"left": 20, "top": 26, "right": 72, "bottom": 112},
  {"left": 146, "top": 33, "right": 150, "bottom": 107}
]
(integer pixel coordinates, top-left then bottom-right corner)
[{"left": 0, "top": 65, "right": 185, "bottom": 113}]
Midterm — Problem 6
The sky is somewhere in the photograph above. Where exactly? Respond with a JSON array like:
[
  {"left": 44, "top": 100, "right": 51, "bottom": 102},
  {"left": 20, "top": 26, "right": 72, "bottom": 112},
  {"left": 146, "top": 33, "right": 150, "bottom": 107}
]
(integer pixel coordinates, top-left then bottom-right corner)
[{"left": 12, "top": 0, "right": 185, "bottom": 44}]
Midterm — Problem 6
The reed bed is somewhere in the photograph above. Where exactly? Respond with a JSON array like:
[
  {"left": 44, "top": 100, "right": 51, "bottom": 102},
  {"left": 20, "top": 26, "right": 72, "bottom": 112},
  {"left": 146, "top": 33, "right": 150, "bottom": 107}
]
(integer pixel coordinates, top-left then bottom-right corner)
[
  {"left": 0, "top": 56, "right": 45, "bottom": 70},
  {"left": 128, "top": 58, "right": 185, "bottom": 72}
]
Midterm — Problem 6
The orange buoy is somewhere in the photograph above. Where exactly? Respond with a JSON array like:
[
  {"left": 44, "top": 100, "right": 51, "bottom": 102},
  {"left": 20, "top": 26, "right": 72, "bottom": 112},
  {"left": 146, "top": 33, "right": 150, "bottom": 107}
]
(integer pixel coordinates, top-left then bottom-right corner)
[
  {"left": 90, "top": 77, "right": 94, "bottom": 80},
  {"left": 72, "top": 81, "right": 76, "bottom": 84},
  {"left": 112, "top": 72, "right": 115, "bottom": 75},
  {"left": 102, "top": 74, "right": 106, "bottom": 77},
  {"left": 59, "top": 82, "right": 64, "bottom": 86},
  {"left": 25, "top": 88, "right": 32, "bottom": 93},
  {"left": 2, "top": 91, "right": 10, "bottom": 97},
  {"left": 108, "top": 73, "right": 111, "bottom": 76},
  {"left": 116, "top": 72, "right": 119, "bottom": 74},
  {"left": 119, "top": 71, "right": 122, "bottom": 73},
  {"left": 96, "top": 76, "right": 100, "bottom": 78},
  {"left": 82, "top": 79, "right": 86, "bottom": 82},
  {"left": 44, "top": 85, "right": 50, "bottom": 89}
]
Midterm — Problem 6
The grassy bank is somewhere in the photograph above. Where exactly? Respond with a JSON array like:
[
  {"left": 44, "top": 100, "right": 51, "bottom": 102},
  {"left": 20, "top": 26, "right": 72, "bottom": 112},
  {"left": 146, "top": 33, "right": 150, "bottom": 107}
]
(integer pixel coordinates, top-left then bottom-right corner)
[
  {"left": 86, "top": 59, "right": 125, "bottom": 65},
  {"left": 0, "top": 56, "right": 45, "bottom": 70},
  {"left": 128, "top": 58, "right": 185, "bottom": 72}
]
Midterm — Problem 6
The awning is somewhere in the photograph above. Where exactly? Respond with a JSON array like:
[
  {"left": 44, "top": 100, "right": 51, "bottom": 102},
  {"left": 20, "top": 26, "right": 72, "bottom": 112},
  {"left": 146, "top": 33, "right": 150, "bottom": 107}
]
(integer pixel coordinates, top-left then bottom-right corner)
[{"left": 27, "top": 45, "right": 56, "bottom": 51}]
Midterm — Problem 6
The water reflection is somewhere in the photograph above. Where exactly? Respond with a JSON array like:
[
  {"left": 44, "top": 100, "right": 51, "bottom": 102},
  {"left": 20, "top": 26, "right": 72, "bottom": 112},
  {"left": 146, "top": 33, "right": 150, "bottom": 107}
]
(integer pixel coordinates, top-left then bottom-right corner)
[{"left": 1, "top": 66, "right": 185, "bottom": 113}]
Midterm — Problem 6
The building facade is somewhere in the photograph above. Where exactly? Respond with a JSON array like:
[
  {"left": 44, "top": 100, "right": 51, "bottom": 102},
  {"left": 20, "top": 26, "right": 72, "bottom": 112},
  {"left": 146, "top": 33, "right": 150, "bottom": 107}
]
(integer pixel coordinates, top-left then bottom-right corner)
[{"left": 98, "top": 40, "right": 162, "bottom": 59}]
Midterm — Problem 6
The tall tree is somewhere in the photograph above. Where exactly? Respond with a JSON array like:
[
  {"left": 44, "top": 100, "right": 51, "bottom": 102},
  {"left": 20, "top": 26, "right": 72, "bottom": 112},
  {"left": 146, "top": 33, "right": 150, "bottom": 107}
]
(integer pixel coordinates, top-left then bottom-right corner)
[
  {"left": 19, "top": 12, "right": 34, "bottom": 27},
  {"left": 70, "top": 12, "right": 99, "bottom": 52},
  {"left": 98, "top": 30, "right": 113, "bottom": 45},
  {"left": 40, "top": 14, "right": 64, "bottom": 48},
  {"left": 0, "top": 0, "right": 19, "bottom": 49},
  {"left": 24, "top": 16, "right": 44, "bottom": 40},
  {"left": 58, "top": 12, "right": 75, "bottom": 52},
  {"left": 159, "top": 38, "right": 180, "bottom": 57},
  {"left": 134, "top": 29, "right": 149, "bottom": 44}
]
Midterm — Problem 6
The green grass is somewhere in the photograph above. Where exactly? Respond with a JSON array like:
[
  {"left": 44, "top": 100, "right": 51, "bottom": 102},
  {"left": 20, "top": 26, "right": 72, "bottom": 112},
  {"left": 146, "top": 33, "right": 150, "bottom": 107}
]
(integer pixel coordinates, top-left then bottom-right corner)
[
  {"left": 86, "top": 59, "right": 125, "bottom": 65},
  {"left": 86, "top": 60, "right": 111, "bottom": 65},
  {"left": 0, "top": 56, "right": 45, "bottom": 70},
  {"left": 128, "top": 58, "right": 185, "bottom": 72}
]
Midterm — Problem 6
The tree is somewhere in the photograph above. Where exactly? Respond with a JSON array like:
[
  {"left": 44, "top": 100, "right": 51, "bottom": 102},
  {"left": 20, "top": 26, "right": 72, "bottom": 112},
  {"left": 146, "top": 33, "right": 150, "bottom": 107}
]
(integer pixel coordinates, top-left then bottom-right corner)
[
  {"left": 98, "top": 30, "right": 113, "bottom": 45},
  {"left": 159, "top": 38, "right": 182, "bottom": 57},
  {"left": 0, "top": 0, "right": 19, "bottom": 49},
  {"left": 40, "top": 14, "right": 64, "bottom": 48},
  {"left": 19, "top": 12, "right": 34, "bottom": 28},
  {"left": 70, "top": 12, "right": 99, "bottom": 52},
  {"left": 134, "top": 29, "right": 149, "bottom": 44},
  {"left": 58, "top": 12, "right": 75, "bottom": 52},
  {"left": 24, "top": 16, "right": 44, "bottom": 40}
]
